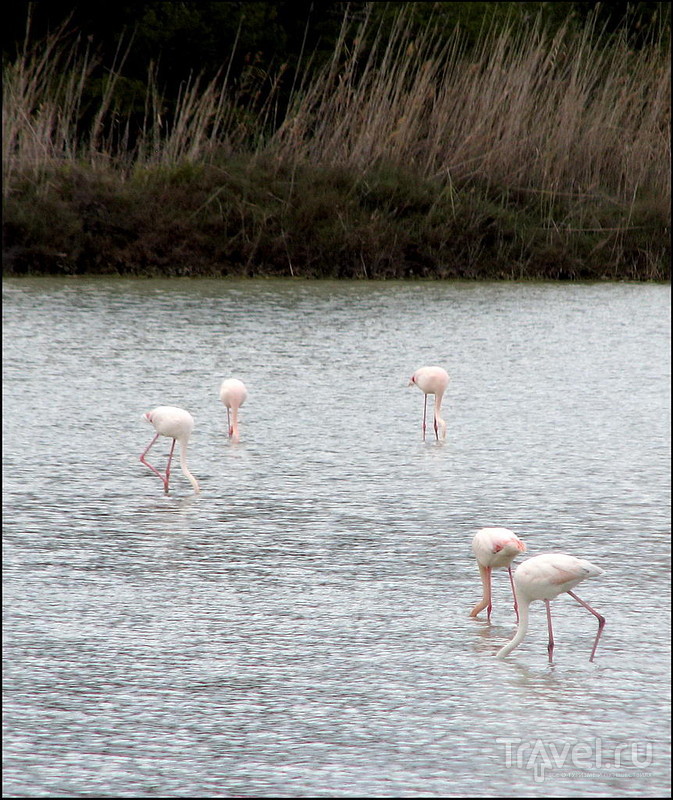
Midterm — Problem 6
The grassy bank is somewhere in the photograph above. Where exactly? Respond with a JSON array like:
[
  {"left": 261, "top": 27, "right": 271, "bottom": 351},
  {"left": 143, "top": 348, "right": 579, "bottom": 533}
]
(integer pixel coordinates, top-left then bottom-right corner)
[
  {"left": 3, "top": 7, "right": 670, "bottom": 280},
  {"left": 4, "top": 157, "right": 668, "bottom": 279}
]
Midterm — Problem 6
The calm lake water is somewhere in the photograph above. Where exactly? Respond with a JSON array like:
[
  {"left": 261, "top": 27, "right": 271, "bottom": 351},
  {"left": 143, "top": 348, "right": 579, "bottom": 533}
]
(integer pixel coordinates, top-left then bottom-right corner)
[{"left": 3, "top": 277, "right": 671, "bottom": 798}]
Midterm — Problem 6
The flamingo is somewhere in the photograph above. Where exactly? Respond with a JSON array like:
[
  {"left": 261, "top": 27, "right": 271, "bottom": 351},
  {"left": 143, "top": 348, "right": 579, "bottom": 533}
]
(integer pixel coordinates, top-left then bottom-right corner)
[
  {"left": 219, "top": 378, "right": 247, "bottom": 442},
  {"left": 496, "top": 553, "right": 605, "bottom": 662},
  {"left": 470, "top": 527, "right": 526, "bottom": 622},
  {"left": 408, "top": 366, "right": 450, "bottom": 440},
  {"left": 140, "top": 406, "right": 200, "bottom": 494}
]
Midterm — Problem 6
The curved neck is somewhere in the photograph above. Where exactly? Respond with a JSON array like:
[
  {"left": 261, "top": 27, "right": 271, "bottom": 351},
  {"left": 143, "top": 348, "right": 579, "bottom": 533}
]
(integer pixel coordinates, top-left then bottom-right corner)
[
  {"left": 480, "top": 564, "right": 492, "bottom": 605},
  {"left": 230, "top": 407, "right": 240, "bottom": 441},
  {"left": 470, "top": 564, "right": 492, "bottom": 616},
  {"left": 496, "top": 600, "right": 530, "bottom": 659},
  {"left": 178, "top": 440, "right": 200, "bottom": 493},
  {"left": 433, "top": 394, "right": 446, "bottom": 438}
]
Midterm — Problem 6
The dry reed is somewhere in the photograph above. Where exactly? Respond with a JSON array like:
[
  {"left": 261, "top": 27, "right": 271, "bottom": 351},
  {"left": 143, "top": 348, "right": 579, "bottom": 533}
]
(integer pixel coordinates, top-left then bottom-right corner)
[
  {"left": 2, "top": 4, "right": 670, "bottom": 279},
  {"left": 271, "top": 7, "right": 670, "bottom": 217},
  {"left": 4, "top": 6, "right": 669, "bottom": 208}
]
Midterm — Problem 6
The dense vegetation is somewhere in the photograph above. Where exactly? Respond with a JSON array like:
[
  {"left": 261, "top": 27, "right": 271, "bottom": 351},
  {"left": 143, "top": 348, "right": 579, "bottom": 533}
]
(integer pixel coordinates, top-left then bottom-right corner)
[{"left": 3, "top": 2, "right": 670, "bottom": 280}]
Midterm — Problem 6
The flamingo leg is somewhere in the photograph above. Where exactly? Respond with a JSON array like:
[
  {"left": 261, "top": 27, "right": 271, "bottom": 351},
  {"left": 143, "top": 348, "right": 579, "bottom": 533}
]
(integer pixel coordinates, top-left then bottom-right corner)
[
  {"left": 567, "top": 590, "right": 605, "bottom": 662},
  {"left": 545, "top": 600, "right": 555, "bottom": 662},
  {"left": 422, "top": 395, "right": 428, "bottom": 441},
  {"left": 140, "top": 433, "right": 168, "bottom": 488},
  {"left": 226, "top": 407, "right": 232, "bottom": 438},
  {"left": 163, "top": 438, "right": 177, "bottom": 494},
  {"left": 508, "top": 566, "right": 520, "bottom": 623}
]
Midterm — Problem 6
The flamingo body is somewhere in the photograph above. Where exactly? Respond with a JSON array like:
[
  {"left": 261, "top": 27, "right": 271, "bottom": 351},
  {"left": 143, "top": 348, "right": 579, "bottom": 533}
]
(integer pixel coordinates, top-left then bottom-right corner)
[
  {"left": 219, "top": 378, "right": 247, "bottom": 442},
  {"left": 140, "top": 405, "right": 200, "bottom": 494},
  {"left": 496, "top": 553, "right": 605, "bottom": 662},
  {"left": 408, "top": 366, "right": 450, "bottom": 441},
  {"left": 470, "top": 527, "right": 526, "bottom": 622}
]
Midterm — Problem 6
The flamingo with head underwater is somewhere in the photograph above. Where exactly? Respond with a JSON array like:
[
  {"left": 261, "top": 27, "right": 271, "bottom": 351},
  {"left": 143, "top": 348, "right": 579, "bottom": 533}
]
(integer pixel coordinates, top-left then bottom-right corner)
[
  {"left": 219, "top": 378, "right": 248, "bottom": 443},
  {"left": 140, "top": 405, "right": 200, "bottom": 494},
  {"left": 470, "top": 527, "right": 526, "bottom": 623},
  {"left": 408, "top": 366, "right": 450, "bottom": 441},
  {"left": 496, "top": 553, "right": 605, "bottom": 662}
]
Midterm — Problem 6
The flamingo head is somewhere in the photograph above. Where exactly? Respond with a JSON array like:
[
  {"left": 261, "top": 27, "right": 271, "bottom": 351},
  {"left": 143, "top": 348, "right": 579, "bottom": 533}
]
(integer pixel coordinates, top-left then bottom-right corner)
[{"left": 408, "top": 375, "right": 416, "bottom": 386}]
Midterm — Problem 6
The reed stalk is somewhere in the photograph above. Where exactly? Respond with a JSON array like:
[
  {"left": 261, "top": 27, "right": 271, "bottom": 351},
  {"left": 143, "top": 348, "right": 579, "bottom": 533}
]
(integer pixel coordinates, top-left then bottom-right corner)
[
  {"left": 270, "top": 6, "right": 670, "bottom": 214},
  {"left": 4, "top": 5, "right": 669, "bottom": 205},
  {"left": 2, "top": 4, "right": 669, "bottom": 278}
]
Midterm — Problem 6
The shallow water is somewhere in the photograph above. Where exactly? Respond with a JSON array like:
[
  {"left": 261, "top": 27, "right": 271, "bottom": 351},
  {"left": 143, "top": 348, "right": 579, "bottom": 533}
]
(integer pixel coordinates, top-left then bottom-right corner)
[{"left": 3, "top": 277, "right": 671, "bottom": 797}]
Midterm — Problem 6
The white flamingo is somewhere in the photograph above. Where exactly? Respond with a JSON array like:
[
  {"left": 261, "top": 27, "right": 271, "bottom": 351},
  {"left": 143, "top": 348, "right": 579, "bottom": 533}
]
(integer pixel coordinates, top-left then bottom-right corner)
[
  {"left": 470, "top": 527, "right": 526, "bottom": 622},
  {"left": 408, "top": 366, "right": 450, "bottom": 441},
  {"left": 497, "top": 553, "right": 605, "bottom": 662},
  {"left": 219, "top": 378, "right": 248, "bottom": 443},
  {"left": 140, "top": 406, "right": 200, "bottom": 494}
]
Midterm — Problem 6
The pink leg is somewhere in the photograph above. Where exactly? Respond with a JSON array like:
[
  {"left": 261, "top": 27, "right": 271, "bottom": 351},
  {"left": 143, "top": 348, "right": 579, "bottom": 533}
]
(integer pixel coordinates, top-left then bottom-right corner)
[
  {"left": 422, "top": 395, "right": 428, "bottom": 441},
  {"left": 140, "top": 433, "right": 167, "bottom": 488},
  {"left": 567, "top": 590, "right": 605, "bottom": 662},
  {"left": 508, "top": 566, "right": 520, "bottom": 623},
  {"left": 545, "top": 600, "right": 554, "bottom": 662},
  {"left": 226, "top": 407, "right": 232, "bottom": 438},
  {"left": 164, "top": 438, "right": 176, "bottom": 494}
]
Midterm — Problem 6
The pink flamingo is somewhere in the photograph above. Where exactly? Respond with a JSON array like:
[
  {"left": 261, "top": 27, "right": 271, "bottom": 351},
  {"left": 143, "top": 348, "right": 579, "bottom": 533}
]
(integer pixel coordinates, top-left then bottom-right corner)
[
  {"left": 470, "top": 527, "right": 526, "bottom": 622},
  {"left": 219, "top": 378, "right": 248, "bottom": 443},
  {"left": 140, "top": 406, "right": 200, "bottom": 494},
  {"left": 408, "top": 366, "right": 450, "bottom": 440},
  {"left": 496, "top": 553, "right": 605, "bottom": 662}
]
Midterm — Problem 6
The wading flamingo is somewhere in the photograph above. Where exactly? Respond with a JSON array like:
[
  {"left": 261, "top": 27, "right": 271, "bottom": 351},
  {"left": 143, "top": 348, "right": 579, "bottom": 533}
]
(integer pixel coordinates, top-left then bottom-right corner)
[
  {"left": 408, "top": 366, "right": 450, "bottom": 441},
  {"left": 470, "top": 527, "right": 526, "bottom": 622},
  {"left": 219, "top": 378, "right": 248, "bottom": 443},
  {"left": 140, "top": 406, "right": 200, "bottom": 494},
  {"left": 496, "top": 553, "right": 605, "bottom": 662}
]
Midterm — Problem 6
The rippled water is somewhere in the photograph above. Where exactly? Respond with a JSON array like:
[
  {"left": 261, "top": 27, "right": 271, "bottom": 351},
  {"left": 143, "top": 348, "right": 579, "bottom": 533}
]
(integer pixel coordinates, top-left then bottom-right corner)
[{"left": 3, "top": 277, "right": 671, "bottom": 797}]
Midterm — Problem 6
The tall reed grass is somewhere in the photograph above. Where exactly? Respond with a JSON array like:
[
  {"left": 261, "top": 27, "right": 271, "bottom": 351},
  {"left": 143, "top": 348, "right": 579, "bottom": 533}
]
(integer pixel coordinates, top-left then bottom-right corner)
[
  {"left": 271, "top": 7, "right": 670, "bottom": 217},
  {"left": 3, "top": 5, "right": 670, "bottom": 277},
  {"left": 2, "top": 19, "right": 281, "bottom": 182}
]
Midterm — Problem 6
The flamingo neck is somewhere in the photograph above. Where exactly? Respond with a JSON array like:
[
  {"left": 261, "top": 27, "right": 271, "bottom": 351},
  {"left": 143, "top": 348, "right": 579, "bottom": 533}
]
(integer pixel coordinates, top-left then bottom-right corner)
[
  {"left": 433, "top": 394, "right": 446, "bottom": 439},
  {"left": 230, "top": 407, "right": 240, "bottom": 441},
  {"left": 178, "top": 439, "right": 200, "bottom": 493},
  {"left": 496, "top": 600, "right": 530, "bottom": 659},
  {"left": 470, "top": 564, "right": 492, "bottom": 617}
]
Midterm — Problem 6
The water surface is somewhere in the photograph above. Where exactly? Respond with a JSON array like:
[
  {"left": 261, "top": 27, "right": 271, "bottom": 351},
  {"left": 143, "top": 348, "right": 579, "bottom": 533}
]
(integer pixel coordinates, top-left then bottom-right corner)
[{"left": 3, "top": 278, "right": 671, "bottom": 797}]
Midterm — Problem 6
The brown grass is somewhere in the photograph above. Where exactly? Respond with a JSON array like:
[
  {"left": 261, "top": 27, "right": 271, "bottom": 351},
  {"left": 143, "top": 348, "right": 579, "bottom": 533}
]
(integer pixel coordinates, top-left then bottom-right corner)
[
  {"left": 271, "top": 8, "right": 670, "bottom": 220},
  {"left": 2, "top": 5, "right": 670, "bottom": 279}
]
